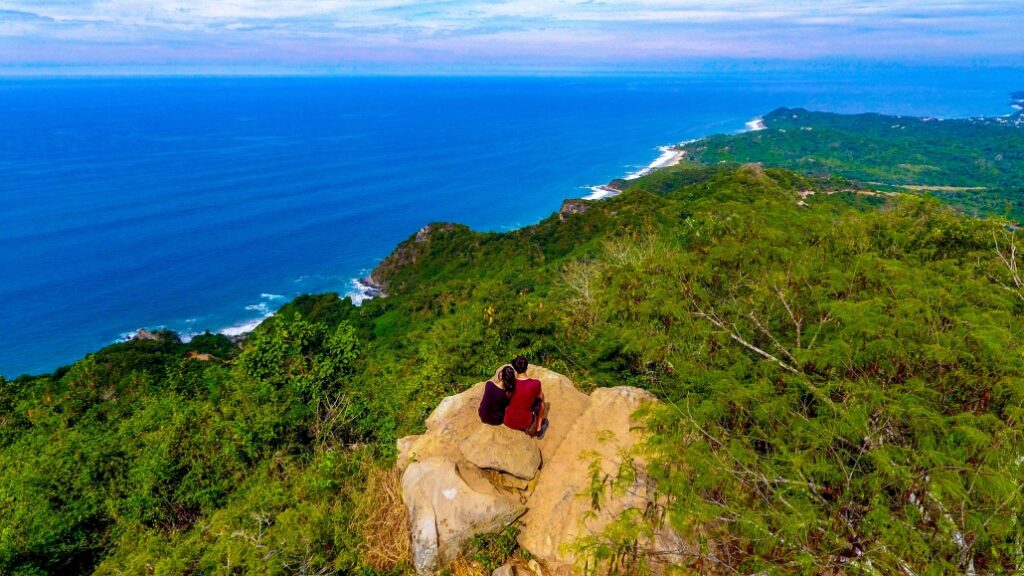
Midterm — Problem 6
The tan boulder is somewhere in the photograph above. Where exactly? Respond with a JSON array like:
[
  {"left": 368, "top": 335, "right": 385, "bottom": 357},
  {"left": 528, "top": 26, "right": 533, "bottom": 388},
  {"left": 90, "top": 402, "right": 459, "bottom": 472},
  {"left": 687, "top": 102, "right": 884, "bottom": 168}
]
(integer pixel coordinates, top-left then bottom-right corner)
[
  {"left": 396, "top": 434, "right": 420, "bottom": 467},
  {"left": 402, "top": 457, "right": 524, "bottom": 574},
  {"left": 397, "top": 365, "right": 590, "bottom": 471},
  {"left": 517, "top": 386, "right": 659, "bottom": 574},
  {"left": 459, "top": 425, "right": 541, "bottom": 480},
  {"left": 396, "top": 381, "right": 487, "bottom": 471},
  {"left": 492, "top": 564, "right": 515, "bottom": 576}
]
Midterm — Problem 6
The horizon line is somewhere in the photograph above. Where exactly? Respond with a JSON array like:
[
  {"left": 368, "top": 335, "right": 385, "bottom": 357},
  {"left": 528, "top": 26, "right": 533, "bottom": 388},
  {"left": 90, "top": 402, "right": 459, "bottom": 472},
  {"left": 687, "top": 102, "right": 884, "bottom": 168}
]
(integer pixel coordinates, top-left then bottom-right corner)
[{"left": 3, "top": 60, "right": 1024, "bottom": 79}]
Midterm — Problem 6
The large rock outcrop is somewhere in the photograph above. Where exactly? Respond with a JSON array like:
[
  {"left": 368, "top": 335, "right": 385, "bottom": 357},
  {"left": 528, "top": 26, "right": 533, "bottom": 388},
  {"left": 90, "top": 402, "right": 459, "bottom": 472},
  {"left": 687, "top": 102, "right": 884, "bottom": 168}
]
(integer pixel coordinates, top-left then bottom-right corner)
[
  {"left": 402, "top": 457, "right": 524, "bottom": 574},
  {"left": 517, "top": 387, "right": 686, "bottom": 574},
  {"left": 397, "top": 366, "right": 590, "bottom": 472},
  {"left": 396, "top": 366, "right": 686, "bottom": 575}
]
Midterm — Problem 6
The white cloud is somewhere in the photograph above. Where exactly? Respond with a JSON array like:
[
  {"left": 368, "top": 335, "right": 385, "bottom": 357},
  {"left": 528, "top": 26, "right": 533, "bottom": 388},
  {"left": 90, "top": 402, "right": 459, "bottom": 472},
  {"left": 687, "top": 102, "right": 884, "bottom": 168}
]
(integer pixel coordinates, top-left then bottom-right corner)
[
  {"left": 6, "top": 0, "right": 1017, "bottom": 28},
  {"left": 1, "top": 0, "right": 1022, "bottom": 65}
]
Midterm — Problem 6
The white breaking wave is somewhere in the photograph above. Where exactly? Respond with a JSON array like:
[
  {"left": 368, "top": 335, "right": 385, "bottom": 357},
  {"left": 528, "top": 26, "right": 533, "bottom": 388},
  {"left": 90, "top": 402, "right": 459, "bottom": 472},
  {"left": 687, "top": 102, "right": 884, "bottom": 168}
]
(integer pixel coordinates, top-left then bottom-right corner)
[
  {"left": 220, "top": 318, "right": 266, "bottom": 337},
  {"left": 583, "top": 185, "right": 619, "bottom": 200},
  {"left": 346, "top": 276, "right": 381, "bottom": 306},
  {"left": 117, "top": 289, "right": 291, "bottom": 344},
  {"left": 244, "top": 301, "right": 272, "bottom": 314},
  {"left": 745, "top": 117, "right": 767, "bottom": 131},
  {"left": 348, "top": 141, "right": 690, "bottom": 307},
  {"left": 223, "top": 292, "right": 289, "bottom": 336}
]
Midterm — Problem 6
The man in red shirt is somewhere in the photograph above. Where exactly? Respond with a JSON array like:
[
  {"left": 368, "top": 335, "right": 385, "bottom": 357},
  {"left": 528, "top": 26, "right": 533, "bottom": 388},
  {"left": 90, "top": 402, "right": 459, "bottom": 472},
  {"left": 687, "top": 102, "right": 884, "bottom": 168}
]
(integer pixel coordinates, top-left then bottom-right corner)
[{"left": 503, "top": 355, "right": 549, "bottom": 438}]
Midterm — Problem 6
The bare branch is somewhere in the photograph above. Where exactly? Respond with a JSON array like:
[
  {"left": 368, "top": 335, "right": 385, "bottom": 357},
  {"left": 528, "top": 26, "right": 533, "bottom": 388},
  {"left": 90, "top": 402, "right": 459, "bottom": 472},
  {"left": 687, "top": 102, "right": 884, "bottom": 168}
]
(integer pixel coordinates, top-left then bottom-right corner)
[
  {"left": 746, "top": 310, "right": 798, "bottom": 365},
  {"left": 993, "top": 229, "right": 1024, "bottom": 302},
  {"left": 692, "top": 308, "right": 800, "bottom": 374},
  {"left": 774, "top": 285, "right": 803, "bottom": 349},
  {"left": 805, "top": 311, "right": 832, "bottom": 351}
]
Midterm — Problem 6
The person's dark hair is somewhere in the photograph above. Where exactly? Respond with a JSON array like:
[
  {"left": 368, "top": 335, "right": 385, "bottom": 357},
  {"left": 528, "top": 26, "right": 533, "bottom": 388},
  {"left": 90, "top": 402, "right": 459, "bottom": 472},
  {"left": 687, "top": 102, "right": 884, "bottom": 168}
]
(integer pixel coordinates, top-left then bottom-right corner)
[
  {"left": 511, "top": 355, "right": 528, "bottom": 374},
  {"left": 500, "top": 365, "right": 517, "bottom": 396}
]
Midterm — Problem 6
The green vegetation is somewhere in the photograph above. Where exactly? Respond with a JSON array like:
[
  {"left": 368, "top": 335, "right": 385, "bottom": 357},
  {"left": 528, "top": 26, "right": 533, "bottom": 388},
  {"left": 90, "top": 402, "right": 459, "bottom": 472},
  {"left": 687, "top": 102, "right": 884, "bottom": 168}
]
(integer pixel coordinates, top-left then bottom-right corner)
[
  {"left": 464, "top": 526, "right": 528, "bottom": 573},
  {"left": 2, "top": 136, "right": 1023, "bottom": 573},
  {"left": 681, "top": 106, "right": 1024, "bottom": 218}
]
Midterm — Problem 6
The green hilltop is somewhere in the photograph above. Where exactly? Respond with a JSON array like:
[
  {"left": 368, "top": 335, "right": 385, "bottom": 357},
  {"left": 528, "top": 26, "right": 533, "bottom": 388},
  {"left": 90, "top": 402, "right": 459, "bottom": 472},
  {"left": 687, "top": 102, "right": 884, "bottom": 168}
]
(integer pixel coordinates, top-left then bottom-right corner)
[
  {"left": 680, "top": 102, "right": 1024, "bottom": 219},
  {"left": 1, "top": 110, "right": 1023, "bottom": 575}
]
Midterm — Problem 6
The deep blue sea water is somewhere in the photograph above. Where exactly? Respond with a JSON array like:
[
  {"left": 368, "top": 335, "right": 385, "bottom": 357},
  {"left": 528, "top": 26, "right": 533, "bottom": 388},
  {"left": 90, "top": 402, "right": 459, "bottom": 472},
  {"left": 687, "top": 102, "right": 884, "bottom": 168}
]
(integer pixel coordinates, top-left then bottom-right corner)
[{"left": 2, "top": 70, "right": 1022, "bottom": 377}]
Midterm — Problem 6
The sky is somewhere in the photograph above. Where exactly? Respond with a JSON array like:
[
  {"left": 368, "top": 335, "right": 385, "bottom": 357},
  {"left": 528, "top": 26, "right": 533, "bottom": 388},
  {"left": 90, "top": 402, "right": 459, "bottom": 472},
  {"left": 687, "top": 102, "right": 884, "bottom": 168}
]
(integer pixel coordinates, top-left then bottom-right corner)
[{"left": 1, "top": 1, "right": 1023, "bottom": 73}]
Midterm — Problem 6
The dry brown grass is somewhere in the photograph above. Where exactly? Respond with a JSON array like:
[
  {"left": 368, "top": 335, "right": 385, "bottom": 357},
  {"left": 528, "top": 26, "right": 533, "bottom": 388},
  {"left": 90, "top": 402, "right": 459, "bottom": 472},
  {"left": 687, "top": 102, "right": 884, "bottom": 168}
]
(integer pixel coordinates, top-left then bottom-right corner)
[
  {"left": 447, "top": 557, "right": 489, "bottom": 576},
  {"left": 447, "top": 548, "right": 536, "bottom": 576},
  {"left": 356, "top": 466, "right": 413, "bottom": 572}
]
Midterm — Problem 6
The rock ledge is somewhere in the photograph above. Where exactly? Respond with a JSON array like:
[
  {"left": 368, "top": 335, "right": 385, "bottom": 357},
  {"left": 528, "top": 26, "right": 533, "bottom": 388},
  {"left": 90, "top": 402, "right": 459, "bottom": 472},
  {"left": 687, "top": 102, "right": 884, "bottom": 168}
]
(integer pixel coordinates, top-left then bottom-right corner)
[{"left": 396, "top": 366, "right": 687, "bottom": 575}]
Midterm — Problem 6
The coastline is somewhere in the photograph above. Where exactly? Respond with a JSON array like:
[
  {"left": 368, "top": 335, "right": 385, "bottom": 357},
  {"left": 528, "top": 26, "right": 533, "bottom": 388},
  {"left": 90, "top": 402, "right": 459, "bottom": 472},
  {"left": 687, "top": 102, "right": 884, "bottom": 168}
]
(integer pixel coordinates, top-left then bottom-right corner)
[
  {"left": 122, "top": 273, "right": 384, "bottom": 346},
  {"left": 120, "top": 312, "right": 270, "bottom": 345},
  {"left": 209, "top": 140, "right": 696, "bottom": 336},
  {"left": 120, "top": 292, "right": 286, "bottom": 345},
  {"left": 121, "top": 134, "right": 715, "bottom": 345},
  {"left": 584, "top": 144, "right": 687, "bottom": 200},
  {"left": 583, "top": 184, "right": 623, "bottom": 200},
  {"left": 625, "top": 145, "right": 688, "bottom": 179},
  {"left": 348, "top": 275, "right": 386, "bottom": 305}
]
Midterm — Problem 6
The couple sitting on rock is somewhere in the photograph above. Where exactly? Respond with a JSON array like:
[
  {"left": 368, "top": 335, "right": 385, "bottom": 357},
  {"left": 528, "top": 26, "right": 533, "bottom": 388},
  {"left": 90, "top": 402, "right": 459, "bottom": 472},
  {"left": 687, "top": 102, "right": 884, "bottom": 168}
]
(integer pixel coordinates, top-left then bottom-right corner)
[{"left": 478, "top": 355, "right": 550, "bottom": 438}]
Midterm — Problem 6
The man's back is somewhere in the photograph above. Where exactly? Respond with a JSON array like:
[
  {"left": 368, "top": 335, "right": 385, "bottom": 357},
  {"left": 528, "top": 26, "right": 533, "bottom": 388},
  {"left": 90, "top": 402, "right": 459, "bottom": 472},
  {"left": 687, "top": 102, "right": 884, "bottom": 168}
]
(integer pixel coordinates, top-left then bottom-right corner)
[{"left": 503, "top": 378, "right": 542, "bottom": 430}]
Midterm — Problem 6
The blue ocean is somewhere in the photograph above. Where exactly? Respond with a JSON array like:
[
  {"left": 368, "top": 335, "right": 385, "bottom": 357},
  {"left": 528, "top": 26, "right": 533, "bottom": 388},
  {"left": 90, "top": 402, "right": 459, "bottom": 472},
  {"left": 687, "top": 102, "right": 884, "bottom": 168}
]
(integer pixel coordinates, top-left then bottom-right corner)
[{"left": 2, "top": 69, "right": 1022, "bottom": 377}]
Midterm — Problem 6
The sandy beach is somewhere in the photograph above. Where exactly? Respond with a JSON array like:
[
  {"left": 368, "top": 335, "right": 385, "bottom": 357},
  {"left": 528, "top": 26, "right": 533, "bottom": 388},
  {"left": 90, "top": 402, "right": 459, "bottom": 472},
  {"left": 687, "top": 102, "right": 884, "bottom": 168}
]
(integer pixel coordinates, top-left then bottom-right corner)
[{"left": 583, "top": 145, "right": 687, "bottom": 200}]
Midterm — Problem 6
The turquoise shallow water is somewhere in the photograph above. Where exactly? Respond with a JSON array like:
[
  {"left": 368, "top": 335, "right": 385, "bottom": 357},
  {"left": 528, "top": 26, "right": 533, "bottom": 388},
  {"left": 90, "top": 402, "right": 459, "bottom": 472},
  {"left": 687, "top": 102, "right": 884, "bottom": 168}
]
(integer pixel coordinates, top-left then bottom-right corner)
[{"left": 1, "top": 70, "right": 1022, "bottom": 377}]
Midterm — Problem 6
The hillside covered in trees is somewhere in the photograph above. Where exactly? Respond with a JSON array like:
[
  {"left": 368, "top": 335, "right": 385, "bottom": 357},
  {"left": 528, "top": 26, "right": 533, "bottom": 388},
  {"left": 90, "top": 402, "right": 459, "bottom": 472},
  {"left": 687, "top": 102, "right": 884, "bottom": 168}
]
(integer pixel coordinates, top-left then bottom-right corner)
[
  {"left": 2, "top": 136, "right": 1023, "bottom": 573},
  {"left": 680, "top": 100, "right": 1024, "bottom": 219}
]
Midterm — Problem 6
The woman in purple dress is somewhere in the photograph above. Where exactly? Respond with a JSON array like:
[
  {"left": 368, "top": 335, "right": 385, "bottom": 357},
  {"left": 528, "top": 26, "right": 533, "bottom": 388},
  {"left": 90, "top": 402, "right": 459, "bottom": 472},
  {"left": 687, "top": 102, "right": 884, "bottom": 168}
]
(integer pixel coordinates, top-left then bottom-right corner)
[{"left": 478, "top": 365, "right": 515, "bottom": 425}]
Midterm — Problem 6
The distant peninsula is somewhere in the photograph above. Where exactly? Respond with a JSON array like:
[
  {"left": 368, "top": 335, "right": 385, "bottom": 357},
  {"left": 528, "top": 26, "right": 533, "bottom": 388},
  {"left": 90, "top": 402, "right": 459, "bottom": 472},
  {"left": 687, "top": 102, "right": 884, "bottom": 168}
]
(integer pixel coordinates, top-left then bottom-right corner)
[{"left": 657, "top": 94, "right": 1024, "bottom": 219}]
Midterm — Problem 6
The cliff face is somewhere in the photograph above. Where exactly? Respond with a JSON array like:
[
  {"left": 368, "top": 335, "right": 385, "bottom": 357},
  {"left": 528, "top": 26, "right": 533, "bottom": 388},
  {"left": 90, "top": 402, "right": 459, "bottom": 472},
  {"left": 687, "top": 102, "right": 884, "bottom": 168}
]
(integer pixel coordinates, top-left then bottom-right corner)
[
  {"left": 369, "top": 223, "right": 468, "bottom": 294},
  {"left": 558, "top": 199, "right": 591, "bottom": 221}
]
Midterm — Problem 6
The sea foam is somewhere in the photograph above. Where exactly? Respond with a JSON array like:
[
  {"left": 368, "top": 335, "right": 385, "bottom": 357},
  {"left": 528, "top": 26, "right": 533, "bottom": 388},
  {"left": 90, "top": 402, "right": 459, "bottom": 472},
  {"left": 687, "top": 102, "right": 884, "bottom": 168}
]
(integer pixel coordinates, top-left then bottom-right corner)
[
  {"left": 219, "top": 318, "right": 267, "bottom": 338},
  {"left": 745, "top": 117, "right": 767, "bottom": 131},
  {"left": 346, "top": 276, "right": 384, "bottom": 306}
]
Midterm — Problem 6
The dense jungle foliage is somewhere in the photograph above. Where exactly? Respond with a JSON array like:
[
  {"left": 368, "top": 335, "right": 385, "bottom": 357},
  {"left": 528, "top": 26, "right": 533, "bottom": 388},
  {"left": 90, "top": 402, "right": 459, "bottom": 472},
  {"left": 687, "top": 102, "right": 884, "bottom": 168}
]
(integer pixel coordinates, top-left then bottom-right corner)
[
  {"left": 1, "top": 161, "right": 1022, "bottom": 575},
  {"left": 681, "top": 105, "right": 1024, "bottom": 219}
]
